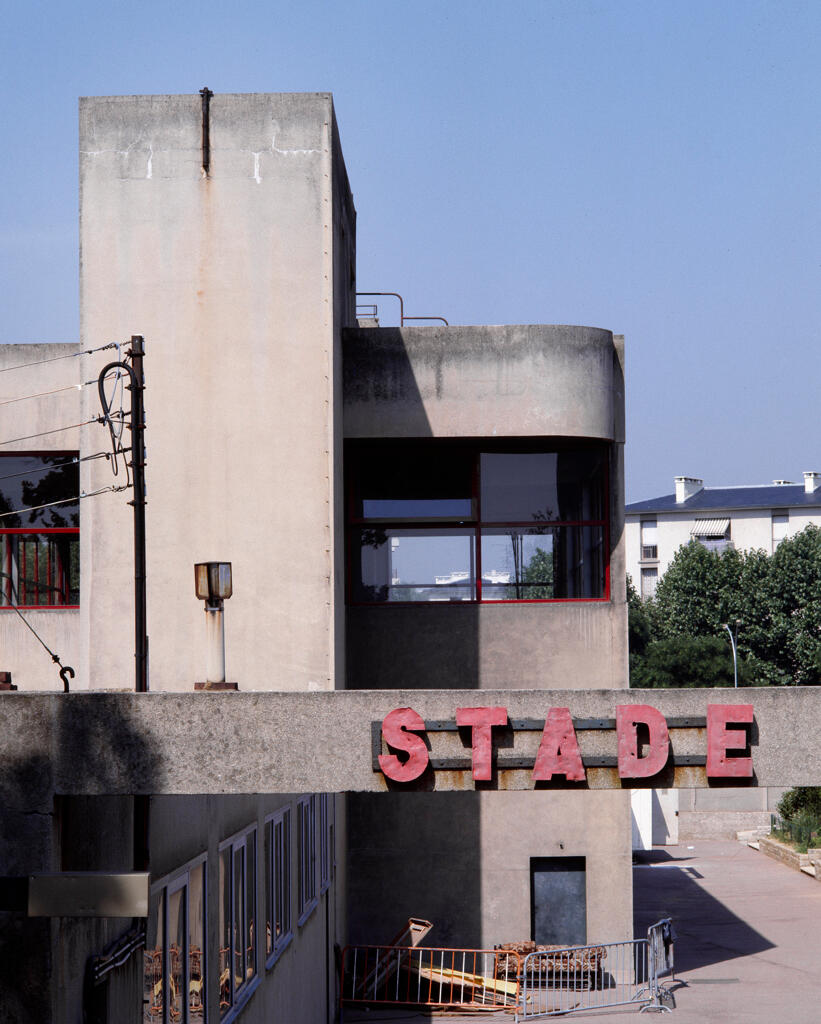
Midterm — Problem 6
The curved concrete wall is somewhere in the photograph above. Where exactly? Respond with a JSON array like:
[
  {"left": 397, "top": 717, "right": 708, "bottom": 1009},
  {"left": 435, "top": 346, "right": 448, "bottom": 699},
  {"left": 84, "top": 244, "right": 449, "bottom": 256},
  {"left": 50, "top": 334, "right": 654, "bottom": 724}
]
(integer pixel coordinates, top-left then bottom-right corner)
[{"left": 343, "top": 325, "right": 624, "bottom": 441}]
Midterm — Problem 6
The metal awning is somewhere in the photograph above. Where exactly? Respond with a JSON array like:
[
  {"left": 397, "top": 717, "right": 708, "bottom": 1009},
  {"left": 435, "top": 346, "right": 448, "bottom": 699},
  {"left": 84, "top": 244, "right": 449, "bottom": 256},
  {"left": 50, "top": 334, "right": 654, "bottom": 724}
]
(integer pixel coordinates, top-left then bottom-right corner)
[{"left": 691, "top": 518, "right": 730, "bottom": 537}]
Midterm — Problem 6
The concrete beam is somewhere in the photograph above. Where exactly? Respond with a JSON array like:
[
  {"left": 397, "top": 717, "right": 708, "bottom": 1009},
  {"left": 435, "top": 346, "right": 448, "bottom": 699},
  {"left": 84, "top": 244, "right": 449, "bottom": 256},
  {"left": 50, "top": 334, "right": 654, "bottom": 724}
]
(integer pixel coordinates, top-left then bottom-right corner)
[{"left": 0, "top": 689, "right": 818, "bottom": 795}]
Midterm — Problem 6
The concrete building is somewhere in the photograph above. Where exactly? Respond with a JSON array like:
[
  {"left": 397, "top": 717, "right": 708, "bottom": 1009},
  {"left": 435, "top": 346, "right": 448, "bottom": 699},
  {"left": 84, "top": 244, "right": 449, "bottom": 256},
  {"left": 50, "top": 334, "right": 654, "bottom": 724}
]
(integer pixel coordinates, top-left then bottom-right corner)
[
  {"left": 626, "top": 473, "right": 821, "bottom": 598},
  {"left": 0, "top": 92, "right": 630, "bottom": 1023}
]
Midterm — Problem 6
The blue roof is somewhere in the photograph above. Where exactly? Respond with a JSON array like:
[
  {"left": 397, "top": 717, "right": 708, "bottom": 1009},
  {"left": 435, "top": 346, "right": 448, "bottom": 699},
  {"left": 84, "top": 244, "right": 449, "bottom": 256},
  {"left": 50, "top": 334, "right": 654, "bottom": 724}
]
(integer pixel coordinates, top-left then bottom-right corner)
[{"left": 626, "top": 484, "right": 821, "bottom": 514}]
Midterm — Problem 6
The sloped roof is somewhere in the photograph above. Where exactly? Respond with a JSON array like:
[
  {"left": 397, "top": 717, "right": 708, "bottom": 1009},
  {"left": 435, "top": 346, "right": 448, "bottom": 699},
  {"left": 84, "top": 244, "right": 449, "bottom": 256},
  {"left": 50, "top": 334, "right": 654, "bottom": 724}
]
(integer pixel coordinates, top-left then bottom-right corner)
[{"left": 626, "top": 484, "right": 821, "bottom": 515}]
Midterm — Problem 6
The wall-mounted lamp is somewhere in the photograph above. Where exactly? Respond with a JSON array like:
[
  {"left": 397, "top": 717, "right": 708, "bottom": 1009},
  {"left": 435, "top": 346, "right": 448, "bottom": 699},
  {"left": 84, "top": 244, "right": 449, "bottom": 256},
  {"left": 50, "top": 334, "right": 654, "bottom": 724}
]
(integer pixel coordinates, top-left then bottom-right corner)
[{"left": 194, "top": 561, "right": 236, "bottom": 690}]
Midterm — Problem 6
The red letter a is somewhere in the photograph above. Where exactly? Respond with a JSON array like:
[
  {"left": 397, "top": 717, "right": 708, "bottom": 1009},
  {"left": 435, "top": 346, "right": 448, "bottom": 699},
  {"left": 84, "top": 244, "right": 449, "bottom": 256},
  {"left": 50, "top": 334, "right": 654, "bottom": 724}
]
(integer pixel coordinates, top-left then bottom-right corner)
[{"left": 532, "top": 708, "right": 586, "bottom": 782}]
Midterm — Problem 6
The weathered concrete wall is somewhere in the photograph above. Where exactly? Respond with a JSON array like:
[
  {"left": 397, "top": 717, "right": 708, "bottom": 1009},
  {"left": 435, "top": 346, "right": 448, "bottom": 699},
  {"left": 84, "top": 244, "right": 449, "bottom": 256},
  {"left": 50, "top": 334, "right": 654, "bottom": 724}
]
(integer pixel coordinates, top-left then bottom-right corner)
[
  {"left": 2, "top": 688, "right": 818, "bottom": 794},
  {"left": 79, "top": 93, "right": 355, "bottom": 694},
  {"left": 348, "top": 789, "right": 632, "bottom": 947},
  {"left": 343, "top": 325, "right": 624, "bottom": 440}
]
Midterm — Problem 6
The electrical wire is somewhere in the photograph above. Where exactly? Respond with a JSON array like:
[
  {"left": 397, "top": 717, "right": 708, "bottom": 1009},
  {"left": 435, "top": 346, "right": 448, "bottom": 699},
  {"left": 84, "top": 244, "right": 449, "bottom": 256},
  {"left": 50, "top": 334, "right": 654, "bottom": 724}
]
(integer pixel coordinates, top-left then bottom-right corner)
[
  {"left": 0, "top": 417, "right": 105, "bottom": 447},
  {"left": 0, "top": 484, "right": 130, "bottom": 520},
  {"left": 0, "top": 380, "right": 99, "bottom": 407},
  {"left": 2, "top": 581, "right": 75, "bottom": 691},
  {"left": 0, "top": 342, "right": 117, "bottom": 375},
  {"left": 0, "top": 451, "right": 110, "bottom": 485}
]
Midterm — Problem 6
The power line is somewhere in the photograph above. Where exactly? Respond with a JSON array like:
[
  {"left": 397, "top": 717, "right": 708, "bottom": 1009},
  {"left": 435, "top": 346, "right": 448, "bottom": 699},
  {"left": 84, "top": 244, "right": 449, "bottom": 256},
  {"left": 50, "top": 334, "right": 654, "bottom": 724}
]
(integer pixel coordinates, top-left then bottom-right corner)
[
  {"left": 0, "top": 416, "right": 105, "bottom": 447},
  {"left": 0, "top": 379, "right": 100, "bottom": 407},
  {"left": 0, "top": 451, "right": 110, "bottom": 485},
  {"left": 0, "top": 484, "right": 130, "bottom": 520},
  {"left": 0, "top": 342, "right": 117, "bottom": 375}
]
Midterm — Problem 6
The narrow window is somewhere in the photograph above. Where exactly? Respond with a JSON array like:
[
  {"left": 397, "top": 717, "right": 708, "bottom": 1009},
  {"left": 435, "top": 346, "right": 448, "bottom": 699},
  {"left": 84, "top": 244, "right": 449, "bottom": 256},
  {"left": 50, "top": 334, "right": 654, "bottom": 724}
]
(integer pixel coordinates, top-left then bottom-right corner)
[
  {"left": 264, "top": 806, "right": 292, "bottom": 966},
  {"left": 319, "top": 794, "right": 334, "bottom": 894},
  {"left": 297, "top": 795, "right": 317, "bottom": 925},
  {"left": 772, "top": 512, "right": 788, "bottom": 552},
  {"left": 144, "top": 854, "right": 207, "bottom": 1024},
  {"left": 640, "top": 567, "right": 658, "bottom": 600},
  {"left": 218, "top": 826, "right": 257, "bottom": 1017},
  {"left": 640, "top": 519, "right": 657, "bottom": 560}
]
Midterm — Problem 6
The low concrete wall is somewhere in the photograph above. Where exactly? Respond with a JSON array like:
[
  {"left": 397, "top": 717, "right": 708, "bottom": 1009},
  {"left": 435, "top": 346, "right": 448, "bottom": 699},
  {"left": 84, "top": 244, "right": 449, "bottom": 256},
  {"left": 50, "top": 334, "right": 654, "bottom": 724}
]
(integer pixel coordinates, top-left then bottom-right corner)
[
  {"left": 679, "top": 810, "right": 774, "bottom": 841},
  {"left": 758, "top": 835, "right": 811, "bottom": 873},
  {"left": 1, "top": 687, "right": 820, "bottom": 794}
]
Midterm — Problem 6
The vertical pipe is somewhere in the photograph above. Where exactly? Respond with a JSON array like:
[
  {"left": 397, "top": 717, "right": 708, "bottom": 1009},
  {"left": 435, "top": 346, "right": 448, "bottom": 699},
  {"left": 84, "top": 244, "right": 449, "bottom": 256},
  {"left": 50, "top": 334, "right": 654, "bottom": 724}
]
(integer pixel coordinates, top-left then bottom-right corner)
[{"left": 129, "top": 335, "right": 148, "bottom": 693}]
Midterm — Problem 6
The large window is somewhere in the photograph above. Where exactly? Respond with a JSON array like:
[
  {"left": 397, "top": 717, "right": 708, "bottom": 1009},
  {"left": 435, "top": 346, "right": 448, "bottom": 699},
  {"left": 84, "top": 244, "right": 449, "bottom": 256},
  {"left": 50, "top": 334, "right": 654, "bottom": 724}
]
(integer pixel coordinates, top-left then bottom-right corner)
[
  {"left": 144, "top": 855, "right": 207, "bottom": 1023},
  {"left": 297, "top": 795, "right": 317, "bottom": 925},
  {"left": 347, "top": 440, "right": 608, "bottom": 603},
  {"left": 0, "top": 453, "right": 79, "bottom": 607},
  {"left": 264, "top": 807, "right": 292, "bottom": 966},
  {"left": 219, "top": 826, "right": 257, "bottom": 1017},
  {"left": 319, "top": 793, "right": 334, "bottom": 894}
]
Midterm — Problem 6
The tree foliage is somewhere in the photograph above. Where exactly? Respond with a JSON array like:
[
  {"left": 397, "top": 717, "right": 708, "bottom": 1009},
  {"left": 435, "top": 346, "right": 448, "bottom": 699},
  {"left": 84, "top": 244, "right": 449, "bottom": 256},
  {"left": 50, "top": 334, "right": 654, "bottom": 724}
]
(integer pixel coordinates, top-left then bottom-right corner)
[{"left": 629, "top": 527, "right": 821, "bottom": 687}]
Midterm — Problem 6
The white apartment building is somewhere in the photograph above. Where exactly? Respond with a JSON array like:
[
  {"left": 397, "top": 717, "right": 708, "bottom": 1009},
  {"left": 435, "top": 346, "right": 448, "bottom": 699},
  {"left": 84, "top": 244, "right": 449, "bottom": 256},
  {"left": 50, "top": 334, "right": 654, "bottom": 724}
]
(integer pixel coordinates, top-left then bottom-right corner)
[{"left": 626, "top": 472, "right": 821, "bottom": 598}]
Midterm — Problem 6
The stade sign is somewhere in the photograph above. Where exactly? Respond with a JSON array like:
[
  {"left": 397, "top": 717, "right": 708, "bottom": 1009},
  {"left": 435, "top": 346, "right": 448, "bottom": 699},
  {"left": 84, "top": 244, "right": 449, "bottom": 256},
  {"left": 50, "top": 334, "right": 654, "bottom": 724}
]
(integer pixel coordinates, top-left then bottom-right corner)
[{"left": 376, "top": 704, "right": 754, "bottom": 784}]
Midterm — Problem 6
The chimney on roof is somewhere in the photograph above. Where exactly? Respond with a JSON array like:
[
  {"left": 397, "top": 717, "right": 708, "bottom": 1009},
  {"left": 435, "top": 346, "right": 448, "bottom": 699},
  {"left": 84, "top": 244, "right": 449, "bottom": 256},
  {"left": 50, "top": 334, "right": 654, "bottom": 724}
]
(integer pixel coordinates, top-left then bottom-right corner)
[
  {"left": 803, "top": 471, "right": 821, "bottom": 494},
  {"left": 675, "top": 476, "right": 703, "bottom": 503}
]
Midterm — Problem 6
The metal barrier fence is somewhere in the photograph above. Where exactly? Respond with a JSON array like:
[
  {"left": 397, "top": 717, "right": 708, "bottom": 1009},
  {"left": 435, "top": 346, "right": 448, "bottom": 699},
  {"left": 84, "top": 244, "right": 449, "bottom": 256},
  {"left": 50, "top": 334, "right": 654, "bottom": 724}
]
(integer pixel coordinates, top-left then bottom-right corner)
[
  {"left": 340, "top": 944, "right": 521, "bottom": 1012},
  {"left": 516, "top": 919, "right": 675, "bottom": 1020}
]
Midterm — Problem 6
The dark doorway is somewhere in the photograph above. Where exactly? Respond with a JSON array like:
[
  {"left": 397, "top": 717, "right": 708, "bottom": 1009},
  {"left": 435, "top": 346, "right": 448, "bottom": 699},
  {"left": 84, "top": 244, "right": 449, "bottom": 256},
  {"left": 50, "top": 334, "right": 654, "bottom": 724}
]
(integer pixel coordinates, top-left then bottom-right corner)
[{"left": 530, "top": 856, "right": 587, "bottom": 945}]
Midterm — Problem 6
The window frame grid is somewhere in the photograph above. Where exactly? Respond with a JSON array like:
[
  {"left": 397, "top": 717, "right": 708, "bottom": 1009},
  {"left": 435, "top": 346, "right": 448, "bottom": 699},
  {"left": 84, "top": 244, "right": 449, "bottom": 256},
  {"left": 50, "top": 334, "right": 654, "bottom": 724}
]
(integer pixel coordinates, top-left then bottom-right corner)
[
  {"left": 218, "top": 824, "right": 258, "bottom": 1020},
  {"left": 0, "top": 451, "right": 80, "bottom": 610},
  {"left": 296, "top": 795, "right": 318, "bottom": 926},
  {"left": 145, "top": 851, "right": 208, "bottom": 1024},
  {"left": 264, "top": 806, "right": 293, "bottom": 968},
  {"left": 346, "top": 441, "right": 610, "bottom": 605}
]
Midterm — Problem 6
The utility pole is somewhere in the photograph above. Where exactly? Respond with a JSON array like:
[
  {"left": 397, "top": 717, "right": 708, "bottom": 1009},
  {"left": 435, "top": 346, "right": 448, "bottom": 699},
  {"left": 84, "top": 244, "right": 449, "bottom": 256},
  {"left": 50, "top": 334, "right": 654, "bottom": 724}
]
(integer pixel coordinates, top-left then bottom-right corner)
[{"left": 98, "top": 336, "right": 148, "bottom": 693}]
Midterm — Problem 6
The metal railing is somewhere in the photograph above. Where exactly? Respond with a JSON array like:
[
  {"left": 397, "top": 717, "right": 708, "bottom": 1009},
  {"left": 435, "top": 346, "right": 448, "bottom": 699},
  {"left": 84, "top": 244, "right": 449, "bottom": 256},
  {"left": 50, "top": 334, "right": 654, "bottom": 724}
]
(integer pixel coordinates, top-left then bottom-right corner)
[
  {"left": 516, "top": 919, "right": 674, "bottom": 1019},
  {"left": 340, "top": 944, "right": 521, "bottom": 1012}
]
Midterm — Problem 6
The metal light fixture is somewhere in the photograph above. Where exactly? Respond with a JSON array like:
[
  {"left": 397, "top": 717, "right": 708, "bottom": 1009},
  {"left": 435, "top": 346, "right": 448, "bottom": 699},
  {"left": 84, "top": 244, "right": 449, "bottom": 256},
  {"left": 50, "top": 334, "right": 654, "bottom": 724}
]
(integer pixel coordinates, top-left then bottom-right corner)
[
  {"left": 194, "top": 561, "right": 233, "bottom": 603},
  {"left": 194, "top": 562, "right": 233, "bottom": 688}
]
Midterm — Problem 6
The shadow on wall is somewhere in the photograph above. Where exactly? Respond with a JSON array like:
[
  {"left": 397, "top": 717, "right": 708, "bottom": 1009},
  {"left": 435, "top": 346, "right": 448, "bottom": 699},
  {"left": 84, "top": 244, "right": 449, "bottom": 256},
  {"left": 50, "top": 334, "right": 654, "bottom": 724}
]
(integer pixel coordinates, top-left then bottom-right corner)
[
  {"left": 632, "top": 849, "right": 775, "bottom": 972},
  {"left": 346, "top": 792, "right": 482, "bottom": 950},
  {"left": 0, "top": 694, "right": 163, "bottom": 1024}
]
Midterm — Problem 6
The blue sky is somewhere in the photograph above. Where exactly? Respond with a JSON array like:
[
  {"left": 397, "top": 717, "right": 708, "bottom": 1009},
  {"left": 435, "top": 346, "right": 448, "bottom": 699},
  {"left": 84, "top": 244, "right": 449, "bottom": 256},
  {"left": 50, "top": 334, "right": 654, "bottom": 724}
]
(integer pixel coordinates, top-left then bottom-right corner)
[{"left": 1, "top": 0, "right": 818, "bottom": 500}]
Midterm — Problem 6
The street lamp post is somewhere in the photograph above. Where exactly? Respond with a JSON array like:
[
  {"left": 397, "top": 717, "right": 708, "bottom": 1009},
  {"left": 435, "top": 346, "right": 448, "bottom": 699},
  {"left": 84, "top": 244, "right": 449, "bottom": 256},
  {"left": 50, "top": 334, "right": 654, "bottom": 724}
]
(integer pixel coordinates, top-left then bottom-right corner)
[{"left": 722, "top": 622, "right": 740, "bottom": 688}]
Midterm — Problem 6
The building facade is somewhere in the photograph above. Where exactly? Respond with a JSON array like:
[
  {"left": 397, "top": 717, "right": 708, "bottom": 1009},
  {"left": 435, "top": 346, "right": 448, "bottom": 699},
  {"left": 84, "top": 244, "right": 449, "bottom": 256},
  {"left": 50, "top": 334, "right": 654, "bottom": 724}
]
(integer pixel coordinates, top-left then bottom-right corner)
[
  {"left": 626, "top": 473, "right": 821, "bottom": 598},
  {"left": 0, "top": 93, "right": 630, "bottom": 1023}
]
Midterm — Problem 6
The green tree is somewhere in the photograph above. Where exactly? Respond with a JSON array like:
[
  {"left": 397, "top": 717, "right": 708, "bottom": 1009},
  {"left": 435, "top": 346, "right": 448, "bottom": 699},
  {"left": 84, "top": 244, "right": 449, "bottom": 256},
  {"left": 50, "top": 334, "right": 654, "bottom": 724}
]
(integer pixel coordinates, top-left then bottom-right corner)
[
  {"left": 629, "top": 527, "right": 821, "bottom": 687},
  {"left": 630, "top": 635, "right": 738, "bottom": 688}
]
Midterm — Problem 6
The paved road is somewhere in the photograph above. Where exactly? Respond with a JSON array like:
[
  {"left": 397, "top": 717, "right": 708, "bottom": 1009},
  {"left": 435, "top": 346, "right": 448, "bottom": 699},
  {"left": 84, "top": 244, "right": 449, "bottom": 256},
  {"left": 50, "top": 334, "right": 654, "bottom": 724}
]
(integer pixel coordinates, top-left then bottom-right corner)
[{"left": 342, "top": 840, "right": 821, "bottom": 1024}]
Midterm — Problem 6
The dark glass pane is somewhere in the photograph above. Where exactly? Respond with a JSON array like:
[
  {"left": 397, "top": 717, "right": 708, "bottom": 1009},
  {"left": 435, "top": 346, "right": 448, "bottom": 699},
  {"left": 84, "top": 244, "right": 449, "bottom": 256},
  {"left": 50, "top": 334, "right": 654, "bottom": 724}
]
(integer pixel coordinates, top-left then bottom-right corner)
[
  {"left": 144, "top": 889, "right": 163, "bottom": 1024},
  {"left": 219, "top": 848, "right": 231, "bottom": 1013},
  {"left": 480, "top": 450, "right": 605, "bottom": 523},
  {"left": 0, "top": 454, "right": 79, "bottom": 528},
  {"left": 168, "top": 885, "right": 185, "bottom": 1022},
  {"left": 189, "top": 864, "right": 205, "bottom": 1020},
  {"left": 481, "top": 529, "right": 556, "bottom": 599},
  {"left": 351, "top": 445, "right": 473, "bottom": 520},
  {"left": 233, "top": 848, "right": 244, "bottom": 992},
  {"left": 351, "top": 528, "right": 476, "bottom": 602},
  {"left": 245, "top": 834, "right": 256, "bottom": 980},
  {"left": 481, "top": 526, "right": 605, "bottom": 599},
  {"left": 264, "top": 822, "right": 273, "bottom": 957}
]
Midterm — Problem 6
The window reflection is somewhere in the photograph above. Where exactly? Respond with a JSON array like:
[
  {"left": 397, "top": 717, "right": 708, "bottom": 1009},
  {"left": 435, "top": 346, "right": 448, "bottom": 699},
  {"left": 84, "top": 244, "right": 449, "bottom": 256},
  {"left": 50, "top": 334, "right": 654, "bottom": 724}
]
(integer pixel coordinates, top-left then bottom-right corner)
[
  {"left": 347, "top": 442, "right": 608, "bottom": 603},
  {"left": 144, "top": 858, "right": 206, "bottom": 1024},
  {"left": 354, "top": 529, "right": 476, "bottom": 602}
]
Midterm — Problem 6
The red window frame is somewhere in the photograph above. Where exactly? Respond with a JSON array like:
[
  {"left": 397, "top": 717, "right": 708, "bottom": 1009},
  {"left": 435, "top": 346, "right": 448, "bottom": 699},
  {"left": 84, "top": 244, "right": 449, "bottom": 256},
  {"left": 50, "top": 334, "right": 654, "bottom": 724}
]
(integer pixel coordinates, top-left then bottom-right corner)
[
  {"left": 345, "top": 439, "right": 611, "bottom": 605},
  {"left": 0, "top": 450, "right": 79, "bottom": 610}
]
